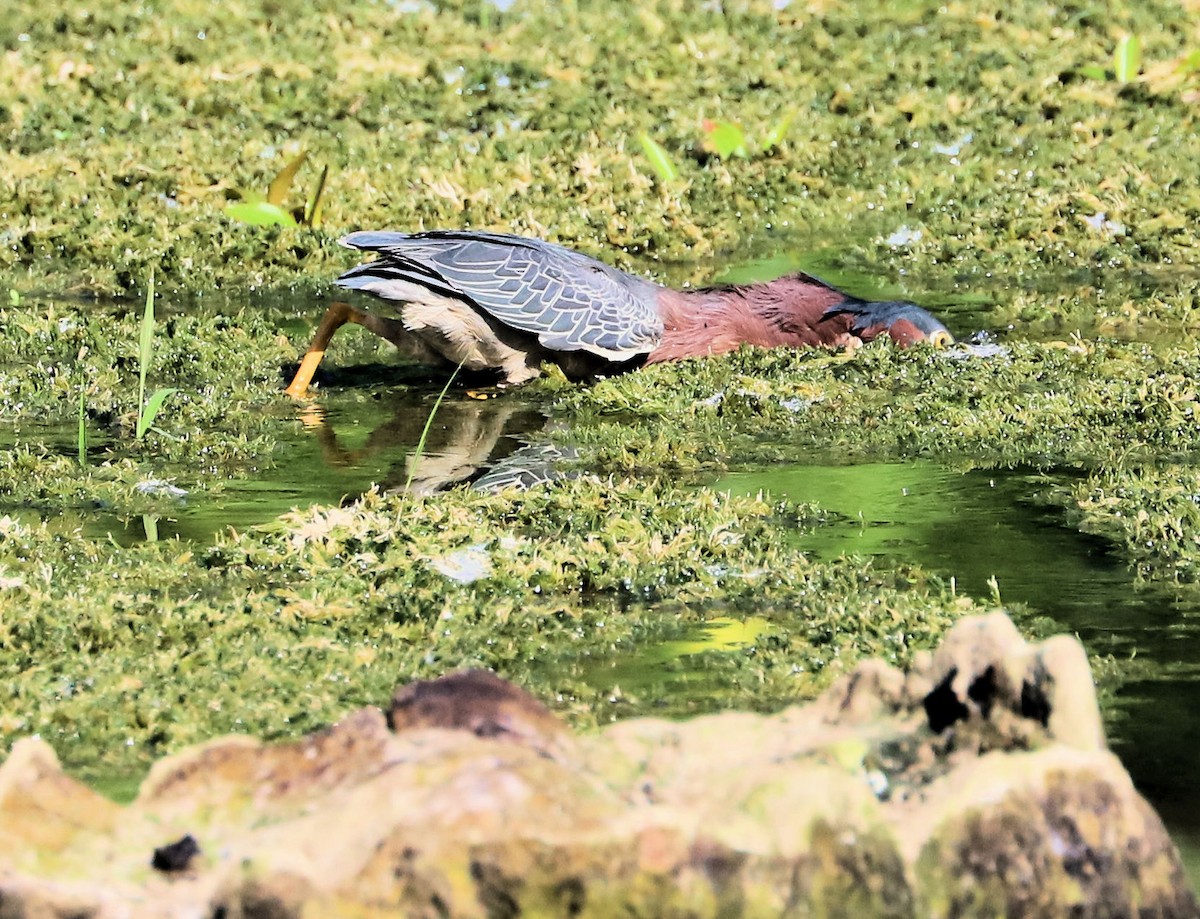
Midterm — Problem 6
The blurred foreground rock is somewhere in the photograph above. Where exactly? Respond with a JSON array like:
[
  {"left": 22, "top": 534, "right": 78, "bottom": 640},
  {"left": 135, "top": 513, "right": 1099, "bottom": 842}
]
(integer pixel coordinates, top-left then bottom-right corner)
[{"left": 0, "top": 613, "right": 1194, "bottom": 918}]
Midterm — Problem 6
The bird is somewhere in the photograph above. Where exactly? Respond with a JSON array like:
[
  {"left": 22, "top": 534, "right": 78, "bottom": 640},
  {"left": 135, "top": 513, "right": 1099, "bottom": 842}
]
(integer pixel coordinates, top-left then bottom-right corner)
[{"left": 284, "top": 230, "right": 953, "bottom": 397}]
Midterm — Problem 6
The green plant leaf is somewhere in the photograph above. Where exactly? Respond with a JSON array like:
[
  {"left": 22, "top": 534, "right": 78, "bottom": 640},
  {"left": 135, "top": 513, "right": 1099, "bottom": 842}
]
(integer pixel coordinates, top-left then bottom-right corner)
[
  {"left": 138, "top": 271, "right": 155, "bottom": 418},
  {"left": 1078, "top": 64, "right": 1110, "bottom": 81},
  {"left": 225, "top": 201, "right": 298, "bottom": 227},
  {"left": 701, "top": 119, "right": 748, "bottom": 158},
  {"left": 304, "top": 164, "right": 329, "bottom": 228},
  {"left": 761, "top": 110, "right": 796, "bottom": 152},
  {"left": 77, "top": 387, "right": 87, "bottom": 467},
  {"left": 1176, "top": 49, "right": 1200, "bottom": 77},
  {"left": 136, "top": 388, "right": 180, "bottom": 440},
  {"left": 637, "top": 131, "right": 680, "bottom": 182},
  {"left": 406, "top": 362, "right": 465, "bottom": 492},
  {"left": 1114, "top": 34, "right": 1142, "bottom": 84},
  {"left": 268, "top": 149, "right": 308, "bottom": 205}
]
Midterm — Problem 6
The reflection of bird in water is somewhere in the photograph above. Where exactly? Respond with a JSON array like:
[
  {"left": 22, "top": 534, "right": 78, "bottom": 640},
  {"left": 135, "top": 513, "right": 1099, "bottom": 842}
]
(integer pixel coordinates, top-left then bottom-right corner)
[
  {"left": 308, "top": 395, "right": 569, "bottom": 494},
  {"left": 285, "top": 230, "right": 954, "bottom": 396},
  {"left": 470, "top": 442, "right": 577, "bottom": 493}
]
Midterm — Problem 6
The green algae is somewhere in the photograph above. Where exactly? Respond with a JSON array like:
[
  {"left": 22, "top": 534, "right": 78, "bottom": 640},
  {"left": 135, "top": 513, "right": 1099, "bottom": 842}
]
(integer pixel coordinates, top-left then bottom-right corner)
[
  {"left": 5, "top": 294, "right": 1200, "bottom": 788},
  {"left": 4, "top": 0, "right": 1200, "bottom": 309},
  {"left": 0, "top": 480, "right": 971, "bottom": 782},
  {"left": 556, "top": 338, "right": 1200, "bottom": 473},
  {"left": 0, "top": 297, "right": 300, "bottom": 515},
  {"left": 1064, "top": 465, "right": 1200, "bottom": 583},
  {"left": 551, "top": 339, "right": 1200, "bottom": 587}
]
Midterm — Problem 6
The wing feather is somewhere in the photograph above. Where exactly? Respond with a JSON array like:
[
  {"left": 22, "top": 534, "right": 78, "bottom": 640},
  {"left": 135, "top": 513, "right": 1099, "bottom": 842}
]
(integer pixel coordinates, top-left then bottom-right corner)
[{"left": 337, "top": 231, "right": 664, "bottom": 359}]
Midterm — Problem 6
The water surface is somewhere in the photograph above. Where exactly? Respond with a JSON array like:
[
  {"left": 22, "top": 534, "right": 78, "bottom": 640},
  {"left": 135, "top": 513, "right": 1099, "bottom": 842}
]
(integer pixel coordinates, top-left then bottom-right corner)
[{"left": 715, "top": 461, "right": 1200, "bottom": 881}]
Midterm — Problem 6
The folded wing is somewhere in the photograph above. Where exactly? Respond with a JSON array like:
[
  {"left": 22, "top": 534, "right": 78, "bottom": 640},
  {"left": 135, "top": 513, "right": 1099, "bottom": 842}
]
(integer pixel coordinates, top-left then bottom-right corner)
[{"left": 338, "top": 231, "right": 664, "bottom": 361}]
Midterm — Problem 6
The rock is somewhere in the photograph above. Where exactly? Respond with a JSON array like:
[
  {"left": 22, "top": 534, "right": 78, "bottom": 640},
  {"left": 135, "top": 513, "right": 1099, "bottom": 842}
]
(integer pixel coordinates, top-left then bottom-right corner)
[
  {"left": 151, "top": 834, "right": 201, "bottom": 873},
  {"left": 921, "top": 611, "right": 1105, "bottom": 752},
  {"left": 0, "top": 613, "right": 1194, "bottom": 918},
  {"left": 0, "top": 736, "right": 120, "bottom": 854},
  {"left": 387, "top": 668, "right": 572, "bottom": 760}
]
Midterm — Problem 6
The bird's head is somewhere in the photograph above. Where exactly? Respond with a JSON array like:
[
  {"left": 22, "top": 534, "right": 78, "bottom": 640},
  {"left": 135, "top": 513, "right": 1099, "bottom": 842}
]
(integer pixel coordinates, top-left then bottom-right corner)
[{"left": 831, "top": 299, "right": 954, "bottom": 348}]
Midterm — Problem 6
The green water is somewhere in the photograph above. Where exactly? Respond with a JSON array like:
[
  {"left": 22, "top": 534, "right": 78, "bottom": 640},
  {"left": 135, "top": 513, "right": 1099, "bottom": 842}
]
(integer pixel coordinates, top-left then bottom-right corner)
[
  {"left": 714, "top": 461, "right": 1200, "bottom": 883},
  {"left": 2, "top": 388, "right": 552, "bottom": 542}
]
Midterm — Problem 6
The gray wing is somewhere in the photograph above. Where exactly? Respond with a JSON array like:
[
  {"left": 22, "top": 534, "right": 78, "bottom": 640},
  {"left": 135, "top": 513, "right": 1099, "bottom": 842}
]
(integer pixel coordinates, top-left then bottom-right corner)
[{"left": 337, "top": 231, "right": 664, "bottom": 360}]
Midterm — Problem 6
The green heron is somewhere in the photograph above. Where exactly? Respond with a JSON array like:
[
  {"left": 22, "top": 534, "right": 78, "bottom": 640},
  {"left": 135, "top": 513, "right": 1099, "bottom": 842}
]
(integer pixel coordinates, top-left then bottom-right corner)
[{"left": 284, "top": 230, "right": 953, "bottom": 396}]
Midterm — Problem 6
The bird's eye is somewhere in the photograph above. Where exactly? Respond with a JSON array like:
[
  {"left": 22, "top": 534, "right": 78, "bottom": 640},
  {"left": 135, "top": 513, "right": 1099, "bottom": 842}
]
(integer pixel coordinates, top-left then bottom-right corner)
[{"left": 930, "top": 330, "right": 954, "bottom": 349}]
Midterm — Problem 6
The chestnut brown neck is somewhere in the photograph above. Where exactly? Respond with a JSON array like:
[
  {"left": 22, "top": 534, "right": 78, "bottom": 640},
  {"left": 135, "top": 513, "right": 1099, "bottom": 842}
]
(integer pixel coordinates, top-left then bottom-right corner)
[{"left": 648, "top": 275, "right": 854, "bottom": 363}]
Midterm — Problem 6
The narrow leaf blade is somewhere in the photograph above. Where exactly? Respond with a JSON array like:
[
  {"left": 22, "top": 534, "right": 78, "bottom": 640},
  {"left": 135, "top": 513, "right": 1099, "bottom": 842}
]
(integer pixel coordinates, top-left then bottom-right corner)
[
  {"left": 77, "top": 387, "right": 87, "bottom": 467},
  {"left": 267, "top": 149, "right": 308, "bottom": 205},
  {"left": 136, "top": 388, "right": 179, "bottom": 440},
  {"left": 304, "top": 164, "right": 329, "bottom": 228},
  {"left": 406, "top": 364, "right": 464, "bottom": 492},
  {"left": 138, "top": 271, "right": 155, "bottom": 414},
  {"left": 637, "top": 131, "right": 680, "bottom": 182},
  {"left": 1114, "top": 35, "right": 1142, "bottom": 84}
]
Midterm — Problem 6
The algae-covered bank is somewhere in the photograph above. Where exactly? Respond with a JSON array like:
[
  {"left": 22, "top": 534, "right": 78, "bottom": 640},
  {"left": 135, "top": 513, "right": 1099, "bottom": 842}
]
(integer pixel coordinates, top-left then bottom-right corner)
[{"left": 3, "top": 0, "right": 1200, "bottom": 894}]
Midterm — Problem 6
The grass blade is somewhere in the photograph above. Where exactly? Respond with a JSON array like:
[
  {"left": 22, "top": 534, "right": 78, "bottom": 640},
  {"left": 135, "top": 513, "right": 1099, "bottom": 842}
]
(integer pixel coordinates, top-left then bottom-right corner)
[
  {"left": 77, "top": 387, "right": 87, "bottom": 467},
  {"left": 138, "top": 271, "right": 154, "bottom": 427},
  {"left": 137, "top": 388, "right": 180, "bottom": 440},
  {"left": 135, "top": 275, "right": 179, "bottom": 440},
  {"left": 267, "top": 149, "right": 308, "bottom": 205},
  {"left": 637, "top": 131, "right": 680, "bottom": 182},
  {"left": 1114, "top": 34, "right": 1142, "bottom": 84},
  {"left": 405, "top": 361, "right": 466, "bottom": 492},
  {"left": 304, "top": 164, "right": 329, "bottom": 228}
]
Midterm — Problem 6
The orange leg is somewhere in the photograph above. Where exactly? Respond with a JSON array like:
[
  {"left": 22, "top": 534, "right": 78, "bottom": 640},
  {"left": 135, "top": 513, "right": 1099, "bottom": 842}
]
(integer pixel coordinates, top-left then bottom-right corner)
[
  {"left": 285, "top": 302, "right": 359, "bottom": 398},
  {"left": 286, "top": 300, "right": 438, "bottom": 397}
]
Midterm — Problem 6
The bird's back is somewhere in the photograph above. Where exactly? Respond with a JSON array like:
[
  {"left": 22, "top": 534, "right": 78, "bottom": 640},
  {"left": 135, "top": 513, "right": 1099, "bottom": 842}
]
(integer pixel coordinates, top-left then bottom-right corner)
[{"left": 337, "top": 231, "right": 665, "bottom": 361}]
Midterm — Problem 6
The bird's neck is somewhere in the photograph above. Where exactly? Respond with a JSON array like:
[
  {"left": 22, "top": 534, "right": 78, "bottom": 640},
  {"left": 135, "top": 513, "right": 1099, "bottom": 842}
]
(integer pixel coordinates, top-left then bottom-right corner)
[
  {"left": 666, "top": 275, "right": 845, "bottom": 317},
  {"left": 650, "top": 275, "right": 851, "bottom": 363}
]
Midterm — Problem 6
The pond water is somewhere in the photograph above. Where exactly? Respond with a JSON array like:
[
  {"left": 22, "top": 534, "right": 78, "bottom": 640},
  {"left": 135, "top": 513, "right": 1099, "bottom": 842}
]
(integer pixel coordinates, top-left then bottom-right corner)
[
  {"left": 13, "top": 380, "right": 1194, "bottom": 880},
  {"left": 714, "top": 461, "right": 1200, "bottom": 880}
]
